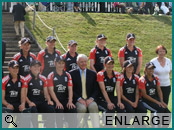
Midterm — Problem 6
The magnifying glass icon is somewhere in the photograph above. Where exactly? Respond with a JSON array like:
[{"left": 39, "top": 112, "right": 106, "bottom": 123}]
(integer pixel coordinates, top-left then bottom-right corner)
[{"left": 5, "top": 115, "right": 17, "bottom": 127}]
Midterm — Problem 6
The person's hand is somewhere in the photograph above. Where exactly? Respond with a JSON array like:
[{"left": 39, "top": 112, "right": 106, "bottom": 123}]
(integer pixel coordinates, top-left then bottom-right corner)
[
  {"left": 157, "top": 101, "right": 165, "bottom": 108},
  {"left": 6, "top": 104, "right": 14, "bottom": 110},
  {"left": 161, "top": 101, "right": 167, "bottom": 108},
  {"left": 67, "top": 102, "right": 76, "bottom": 109},
  {"left": 48, "top": 100, "right": 54, "bottom": 106},
  {"left": 117, "top": 102, "right": 125, "bottom": 109},
  {"left": 19, "top": 103, "right": 25, "bottom": 112},
  {"left": 131, "top": 102, "right": 138, "bottom": 108},
  {"left": 107, "top": 102, "right": 115, "bottom": 110},
  {"left": 29, "top": 102, "right": 36, "bottom": 107},
  {"left": 78, "top": 98, "right": 86, "bottom": 106},
  {"left": 86, "top": 98, "right": 94, "bottom": 107},
  {"left": 56, "top": 102, "right": 64, "bottom": 109}
]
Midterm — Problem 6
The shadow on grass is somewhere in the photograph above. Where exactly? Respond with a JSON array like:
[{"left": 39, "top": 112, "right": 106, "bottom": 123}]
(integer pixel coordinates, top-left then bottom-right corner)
[
  {"left": 80, "top": 12, "right": 97, "bottom": 26},
  {"left": 129, "top": 14, "right": 142, "bottom": 22},
  {"left": 152, "top": 15, "right": 172, "bottom": 26}
]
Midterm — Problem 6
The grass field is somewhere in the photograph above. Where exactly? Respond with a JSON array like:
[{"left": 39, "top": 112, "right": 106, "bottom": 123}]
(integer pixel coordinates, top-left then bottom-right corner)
[{"left": 25, "top": 12, "right": 172, "bottom": 112}]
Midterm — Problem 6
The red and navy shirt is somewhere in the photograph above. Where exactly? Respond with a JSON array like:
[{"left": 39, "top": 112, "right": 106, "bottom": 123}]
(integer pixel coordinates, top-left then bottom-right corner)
[
  {"left": 118, "top": 45, "right": 142, "bottom": 73},
  {"left": 25, "top": 73, "right": 47, "bottom": 103},
  {"left": 139, "top": 75, "right": 160, "bottom": 100},
  {"left": 47, "top": 71, "right": 72, "bottom": 101},
  {"left": 89, "top": 46, "right": 112, "bottom": 72},
  {"left": 13, "top": 50, "right": 36, "bottom": 77},
  {"left": 62, "top": 51, "right": 78, "bottom": 72},
  {"left": 37, "top": 48, "right": 61, "bottom": 77},
  {"left": 2, "top": 74, "right": 26, "bottom": 104},
  {"left": 120, "top": 73, "right": 139, "bottom": 101},
  {"left": 97, "top": 70, "right": 120, "bottom": 100}
]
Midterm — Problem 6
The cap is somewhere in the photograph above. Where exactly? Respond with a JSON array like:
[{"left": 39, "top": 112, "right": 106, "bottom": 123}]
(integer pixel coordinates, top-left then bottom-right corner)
[
  {"left": 104, "top": 56, "right": 114, "bottom": 64},
  {"left": 55, "top": 56, "right": 65, "bottom": 62},
  {"left": 145, "top": 62, "right": 156, "bottom": 69},
  {"left": 97, "top": 34, "right": 107, "bottom": 40},
  {"left": 8, "top": 60, "right": 19, "bottom": 68},
  {"left": 126, "top": 33, "right": 135, "bottom": 40},
  {"left": 46, "top": 36, "right": 56, "bottom": 42},
  {"left": 19, "top": 37, "right": 31, "bottom": 46},
  {"left": 30, "top": 60, "right": 41, "bottom": 67},
  {"left": 68, "top": 40, "right": 77, "bottom": 46},
  {"left": 123, "top": 60, "right": 133, "bottom": 68}
]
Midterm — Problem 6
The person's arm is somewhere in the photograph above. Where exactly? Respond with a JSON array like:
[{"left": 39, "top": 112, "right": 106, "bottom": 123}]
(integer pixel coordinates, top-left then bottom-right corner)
[
  {"left": 19, "top": 87, "right": 26, "bottom": 111},
  {"left": 134, "top": 85, "right": 139, "bottom": 104},
  {"left": 67, "top": 86, "right": 76, "bottom": 109},
  {"left": 43, "top": 87, "right": 53, "bottom": 105},
  {"left": 121, "top": 86, "right": 133, "bottom": 106},
  {"left": 118, "top": 57, "right": 124, "bottom": 68},
  {"left": 135, "top": 57, "right": 142, "bottom": 75},
  {"left": 116, "top": 81, "right": 124, "bottom": 109},
  {"left": 25, "top": 88, "right": 36, "bottom": 107},
  {"left": 89, "top": 59, "right": 97, "bottom": 72},
  {"left": 156, "top": 85, "right": 166, "bottom": 108},
  {"left": 2, "top": 90, "right": 14, "bottom": 110}
]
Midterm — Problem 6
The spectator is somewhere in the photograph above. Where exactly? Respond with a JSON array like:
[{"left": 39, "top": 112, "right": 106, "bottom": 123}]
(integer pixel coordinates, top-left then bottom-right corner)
[
  {"left": 120, "top": 60, "right": 147, "bottom": 113},
  {"left": 47, "top": 56, "right": 77, "bottom": 128},
  {"left": 118, "top": 33, "right": 142, "bottom": 76},
  {"left": 73, "top": 2, "right": 80, "bottom": 12},
  {"left": 62, "top": 40, "right": 78, "bottom": 72},
  {"left": 37, "top": 36, "right": 61, "bottom": 77},
  {"left": 2, "top": 40, "right": 6, "bottom": 78},
  {"left": 25, "top": 60, "right": 55, "bottom": 128},
  {"left": 141, "top": 2, "right": 154, "bottom": 14},
  {"left": 157, "top": 2, "right": 170, "bottom": 15},
  {"left": 12, "top": 2, "right": 26, "bottom": 39},
  {"left": 150, "top": 45, "right": 172, "bottom": 105},
  {"left": 97, "top": 56, "right": 125, "bottom": 113},
  {"left": 126, "top": 2, "right": 140, "bottom": 14},
  {"left": 13, "top": 37, "right": 36, "bottom": 77},
  {"left": 139, "top": 62, "right": 171, "bottom": 128},
  {"left": 89, "top": 34, "right": 112, "bottom": 73},
  {"left": 113, "top": 2, "right": 126, "bottom": 13},
  {"left": 69, "top": 54, "right": 99, "bottom": 128}
]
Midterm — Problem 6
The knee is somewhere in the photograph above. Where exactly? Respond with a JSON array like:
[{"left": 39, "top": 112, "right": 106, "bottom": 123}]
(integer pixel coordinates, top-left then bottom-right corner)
[
  {"left": 55, "top": 108, "right": 64, "bottom": 113},
  {"left": 77, "top": 105, "right": 87, "bottom": 113},
  {"left": 47, "top": 106, "right": 55, "bottom": 113},
  {"left": 30, "top": 106, "right": 38, "bottom": 113},
  {"left": 88, "top": 102, "right": 98, "bottom": 113}
]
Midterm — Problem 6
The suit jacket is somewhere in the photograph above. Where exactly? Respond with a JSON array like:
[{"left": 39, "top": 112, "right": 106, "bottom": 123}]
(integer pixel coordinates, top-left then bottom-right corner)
[
  {"left": 12, "top": 3, "right": 26, "bottom": 21},
  {"left": 70, "top": 68, "right": 98, "bottom": 103}
]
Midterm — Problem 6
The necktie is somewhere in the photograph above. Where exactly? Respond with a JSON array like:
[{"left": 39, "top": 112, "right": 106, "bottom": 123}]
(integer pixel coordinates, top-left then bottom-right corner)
[{"left": 81, "top": 70, "right": 87, "bottom": 99}]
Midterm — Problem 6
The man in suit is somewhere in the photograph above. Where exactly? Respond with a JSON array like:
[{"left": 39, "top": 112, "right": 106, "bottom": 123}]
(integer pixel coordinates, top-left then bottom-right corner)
[{"left": 70, "top": 54, "right": 99, "bottom": 128}]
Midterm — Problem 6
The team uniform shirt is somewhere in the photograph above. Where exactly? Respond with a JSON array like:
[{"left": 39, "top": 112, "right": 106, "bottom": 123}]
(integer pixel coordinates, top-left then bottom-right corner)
[
  {"left": 2, "top": 74, "right": 26, "bottom": 104},
  {"left": 120, "top": 74, "right": 139, "bottom": 101},
  {"left": 89, "top": 46, "right": 112, "bottom": 72},
  {"left": 13, "top": 50, "right": 36, "bottom": 76},
  {"left": 37, "top": 48, "right": 61, "bottom": 77},
  {"left": 47, "top": 71, "right": 72, "bottom": 101},
  {"left": 25, "top": 73, "right": 47, "bottom": 103},
  {"left": 139, "top": 75, "right": 160, "bottom": 100},
  {"left": 97, "top": 70, "right": 120, "bottom": 100},
  {"left": 151, "top": 57, "right": 172, "bottom": 86},
  {"left": 118, "top": 45, "right": 142, "bottom": 73},
  {"left": 62, "top": 52, "right": 78, "bottom": 72}
]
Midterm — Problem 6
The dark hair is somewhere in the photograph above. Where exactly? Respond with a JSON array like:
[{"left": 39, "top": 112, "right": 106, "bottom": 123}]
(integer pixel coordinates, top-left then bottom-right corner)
[{"left": 155, "top": 45, "right": 167, "bottom": 54}]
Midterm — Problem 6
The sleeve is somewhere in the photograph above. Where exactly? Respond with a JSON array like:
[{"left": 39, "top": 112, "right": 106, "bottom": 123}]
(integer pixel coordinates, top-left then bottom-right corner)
[
  {"left": 21, "top": 79, "right": 27, "bottom": 88},
  {"left": 2, "top": 81, "right": 6, "bottom": 90},
  {"left": 118, "top": 48, "right": 125, "bottom": 58},
  {"left": 97, "top": 72, "right": 104, "bottom": 82},
  {"left": 37, "top": 51, "right": 43, "bottom": 63},
  {"left": 155, "top": 76, "right": 160, "bottom": 86},
  {"left": 139, "top": 78, "right": 146, "bottom": 90},
  {"left": 138, "top": 48, "right": 143, "bottom": 57},
  {"left": 43, "top": 78, "right": 47, "bottom": 88},
  {"left": 119, "top": 75, "right": 124, "bottom": 87},
  {"left": 108, "top": 49, "right": 112, "bottom": 57},
  {"left": 47, "top": 73, "right": 54, "bottom": 87},
  {"left": 89, "top": 49, "right": 96, "bottom": 60},
  {"left": 67, "top": 73, "right": 73, "bottom": 87}
]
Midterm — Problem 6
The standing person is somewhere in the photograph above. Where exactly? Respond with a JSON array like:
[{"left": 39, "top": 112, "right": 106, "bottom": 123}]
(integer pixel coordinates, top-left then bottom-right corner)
[
  {"left": 139, "top": 62, "right": 170, "bottom": 114},
  {"left": 118, "top": 33, "right": 142, "bottom": 76},
  {"left": 62, "top": 40, "right": 78, "bottom": 72},
  {"left": 37, "top": 36, "right": 61, "bottom": 77},
  {"left": 12, "top": 2, "right": 26, "bottom": 39},
  {"left": 2, "top": 60, "right": 26, "bottom": 113},
  {"left": 25, "top": 60, "right": 55, "bottom": 128},
  {"left": 70, "top": 54, "right": 99, "bottom": 128},
  {"left": 150, "top": 45, "right": 172, "bottom": 105},
  {"left": 97, "top": 56, "right": 125, "bottom": 113},
  {"left": 13, "top": 37, "right": 36, "bottom": 77},
  {"left": 2, "top": 40, "right": 6, "bottom": 78},
  {"left": 89, "top": 34, "right": 112, "bottom": 73},
  {"left": 47, "top": 56, "right": 77, "bottom": 128},
  {"left": 120, "top": 60, "right": 147, "bottom": 113}
]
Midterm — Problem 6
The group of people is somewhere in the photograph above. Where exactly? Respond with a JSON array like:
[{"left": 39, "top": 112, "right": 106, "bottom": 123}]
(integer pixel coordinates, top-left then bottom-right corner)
[{"left": 2, "top": 33, "right": 172, "bottom": 128}]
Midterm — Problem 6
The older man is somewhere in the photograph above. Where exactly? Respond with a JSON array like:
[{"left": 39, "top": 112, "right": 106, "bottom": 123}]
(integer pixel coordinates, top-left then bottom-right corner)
[{"left": 69, "top": 54, "right": 99, "bottom": 128}]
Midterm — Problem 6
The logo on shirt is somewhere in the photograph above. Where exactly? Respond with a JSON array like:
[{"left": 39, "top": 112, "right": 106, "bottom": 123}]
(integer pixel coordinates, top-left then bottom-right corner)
[
  {"left": 125, "top": 51, "right": 128, "bottom": 54},
  {"left": 9, "top": 91, "right": 18, "bottom": 97},
  {"left": 65, "top": 77, "right": 68, "bottom": 82},
  {"left": 134, "top": 50, "right": 138, "bottom": 55},
  {"left": 30, "top": 57, "right": 33, "bottom": 62},
  {"left": 105, "top": 50, "right": 108, "bottom": 55},
  {"left": 54, "top": 77, "right": 58, "bottom": 81},
  {"left": 48, "top": 61, "right": 54, "bottom": 67},
  {"left": 7, "top": 83, "right": 11, "bottom": 87},
  {"left": 29, "top": 82, "right": 33, "bottom": 86},
  {"left": 153, "top": 80, "right": 156, "bottom": 85},
  {"left": 106, "top": 86, "right": 114, "bottom": 92},
  {"left": 32, "top": 89, "right": 40, "bottom": 95},
  {"left": 113, "top": 78, "right": 116, "bottom": 83},
  {"left": 126, "top": 87, "right": 134, "bottom": 94},
  {"left": 56, "top": 84, "right": 66, "bottom": 92},
  {"left": 124, "top": 81, "right": 127, "bottom": 84},
  {"left": 132, "top": 79, "right": 136, "bottom": 85},
  {"left": 18, "top": 82, "right": 21, "bottom": 87},
  {"left": 149, "top": 88, "right": 156, "bottom": 96},
  {"left": 96, "top": 51, "right": 99, "bottom": 54},
  {"left": 70, "top": 63, "right": 78, "bottom": 70},
  {"left": 40, "top": 81, "right": 43, "bottom": 86},
  {"left": 23, "top": 65, "right": 30, "bottom": 72},
  {"left": 19, "top": 59, "right": 23, "bottom": 62},
  {"left": 128, "top": 57, "right": 136, "bottom": 64},
  {"left": 99, "top": 57, "right": 105, "bottom": 64},
  {"left": 104, "top": 79, "right": 107, "bottom": 82},
  {"left": 67, "top": 58, "right": 71, "bottom": 61},
  {"left": 45, "top": 55, "right": 49, "bottom": 58}
]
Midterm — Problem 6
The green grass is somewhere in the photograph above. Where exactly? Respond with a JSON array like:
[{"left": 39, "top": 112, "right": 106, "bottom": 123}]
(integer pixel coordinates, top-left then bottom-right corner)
[{"left": 25, "top": 12, "right": 172, "bottom": 112}]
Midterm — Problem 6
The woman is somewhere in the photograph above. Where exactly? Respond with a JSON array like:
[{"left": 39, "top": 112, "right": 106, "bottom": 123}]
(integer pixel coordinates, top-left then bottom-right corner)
[
  {"left": 120, "top": 60, "right": 147, "bottom": 113},
  {"left": 47, "top": 56, "right": 77, "bottom": 128},
  {"left": 139, "top": 62, "right": 170, "bottom": 114},
  {"left": 150, "top": 45, "right": 172, "bottom": 105},
  {"left": 97, "top": 56, "right": 125, "bottom": 113}
]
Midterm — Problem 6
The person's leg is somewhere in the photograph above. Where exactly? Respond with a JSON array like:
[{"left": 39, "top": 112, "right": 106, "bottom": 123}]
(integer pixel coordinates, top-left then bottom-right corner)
[
  {"left": 14, "top": 21, "right": 20, "bottom": 36},
  {"left": 135, "top": 100, "right": 147, "bottom": 113},
  {"left": 161, "top": 86, "right": 171, "bottom": 105},
  {"left": 19, "top": 21, "right": 25, "bottom": 38},
  {"left": 76, "top": 102, "right": 87, "bottom": 127}
]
